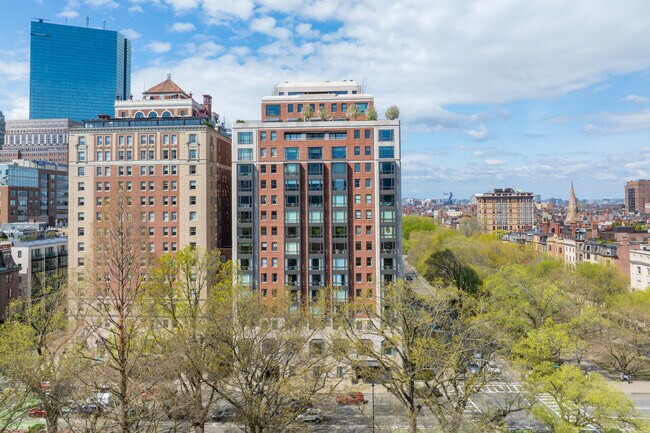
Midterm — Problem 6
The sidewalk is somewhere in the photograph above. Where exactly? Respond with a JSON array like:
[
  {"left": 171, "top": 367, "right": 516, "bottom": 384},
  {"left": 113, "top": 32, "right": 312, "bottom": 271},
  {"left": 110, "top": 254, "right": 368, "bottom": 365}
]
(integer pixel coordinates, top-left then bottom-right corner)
[{"left": 613, "top": 380, "right": 650, "bottom": 394}]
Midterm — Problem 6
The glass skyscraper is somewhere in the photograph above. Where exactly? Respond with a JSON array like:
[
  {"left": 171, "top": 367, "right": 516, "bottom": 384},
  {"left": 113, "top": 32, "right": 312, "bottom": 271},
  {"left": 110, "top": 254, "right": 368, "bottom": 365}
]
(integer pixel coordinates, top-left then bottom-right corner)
[{"left": 29, "top": 21, "right": 131, "bottom": 121}]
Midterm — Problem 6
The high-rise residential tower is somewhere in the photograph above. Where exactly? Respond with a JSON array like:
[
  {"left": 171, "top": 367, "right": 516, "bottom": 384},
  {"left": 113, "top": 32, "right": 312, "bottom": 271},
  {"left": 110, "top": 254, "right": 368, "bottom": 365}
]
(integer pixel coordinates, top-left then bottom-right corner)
[
  {"left": 29, "top": 20, "right": 131, "bottom": 121},
  {"left": 476, "top": 188, "right": 534, "bottom": 232},
  {"left": 68, "top": 77, "right": 231, "bottom": 285},
  {"left": 625, "top": 180, "right": 650, "bottom": 214},
  {"left": 232, "top": 81, "right": 401, "bottom": 313}
]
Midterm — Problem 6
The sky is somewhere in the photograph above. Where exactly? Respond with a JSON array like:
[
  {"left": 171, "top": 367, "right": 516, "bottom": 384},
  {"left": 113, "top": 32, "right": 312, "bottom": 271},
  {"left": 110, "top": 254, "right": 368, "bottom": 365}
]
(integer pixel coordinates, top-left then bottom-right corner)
[{"left": 1, "top": 0, "right": 650, "bottom": 200}]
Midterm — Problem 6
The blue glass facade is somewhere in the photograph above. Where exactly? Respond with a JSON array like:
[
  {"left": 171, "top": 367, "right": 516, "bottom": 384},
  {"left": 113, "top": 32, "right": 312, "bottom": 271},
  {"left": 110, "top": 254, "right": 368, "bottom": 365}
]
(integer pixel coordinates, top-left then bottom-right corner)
[{"left": 29, "top": 22, "right": 131, "bottom": 121}]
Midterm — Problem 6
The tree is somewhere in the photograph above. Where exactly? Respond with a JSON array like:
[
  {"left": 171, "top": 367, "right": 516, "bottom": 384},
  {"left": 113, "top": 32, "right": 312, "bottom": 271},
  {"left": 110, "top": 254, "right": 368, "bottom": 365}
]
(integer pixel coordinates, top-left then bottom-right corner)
[
  {"left": 204, "top": 285, "right": 332, "bottom": 433},
  {"left": 346, "top": 103, "right": 361, "bottom": 120},
  {"left": 385, "top": 105, "right": 400, "bottom": 120},
  {"left": 148, "top": 247, "right": 227, "bottom": 433},
  {"left": 335, "top": 282, "right": 500, "bottom": 433},
  {"left": 301, "top": 104, "right": 314, "bottom": 121},
  {"left": 365, "top": 106, "right": 378, "bottom": 120},
  {"left": 423, "top": 249, "right": 482, "bottom": 296},
  {"left": 528, "top": 364, "right": 646, "bottom": 432},
  {"left": 458, "top": 217, "right": 481, "bottom": 237},
  {"left": 72, "top": 191, "right": 159, "bottom": 433},
  {"left": 316, "top": 107, "right": 331, "bottom": 120},
  {"left": 0, "top": 277, "right": 81, "bottom": 433}
]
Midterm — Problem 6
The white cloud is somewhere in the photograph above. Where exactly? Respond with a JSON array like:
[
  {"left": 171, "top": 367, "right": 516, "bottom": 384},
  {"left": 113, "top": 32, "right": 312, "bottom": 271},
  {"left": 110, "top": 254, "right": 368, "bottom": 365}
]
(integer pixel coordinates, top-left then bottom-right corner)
[
  {"left": 250, "top": 17, "right": 291, "bottom": 39},
  {"left": 169, "top": 22, "right": 196, "bottom": 32},
  {"left": 163, "top": 0, "right": 198, "bottom": 11},
  {"left": 120, "top": 28, "right": 142, "bottom": 40},
  {"left": 464, "top": 124, "right": 491, "bottom": 141},
  {"left": 485, "top": 159, "right": 505, "bottom": 166},
  {"left": 202, "top": 0, "right": 254, "bottom": 21},
  {"left": 584, "top": 110, "right": 650, "bottom": 135},
  {"left": 84, "top": 0, "right": 118, "bottom": 8},
  {"left": 622, "top": 94, "right": 649, "bottom": 103},
  {"left": 295, "top": 23, "right": 319, "bottom": 38},
  {"left": 0, "top": 61, "right": 29, "bottom": 82},
  {"left": 57, "top": 10, "right": 79, "bottom": 18},
  {"left": 146, "top": 41, "right": 172, "bottom": 53},
  {"left": 129, "top": 5, "right": 144, "bottom": 12}
]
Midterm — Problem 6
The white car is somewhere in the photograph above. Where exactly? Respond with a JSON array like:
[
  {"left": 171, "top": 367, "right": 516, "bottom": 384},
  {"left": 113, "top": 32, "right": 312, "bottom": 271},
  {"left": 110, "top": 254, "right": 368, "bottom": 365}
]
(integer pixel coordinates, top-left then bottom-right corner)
[{"left": 297, "top": 408, "right": 324, "bottom": 423}]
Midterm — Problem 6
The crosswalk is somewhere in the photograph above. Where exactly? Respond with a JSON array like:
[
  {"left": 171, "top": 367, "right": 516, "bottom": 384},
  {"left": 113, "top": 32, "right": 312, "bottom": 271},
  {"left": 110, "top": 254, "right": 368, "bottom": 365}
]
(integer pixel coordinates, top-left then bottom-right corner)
[{"left": 481, "top": 383, "right": 524, "bottom": 394}]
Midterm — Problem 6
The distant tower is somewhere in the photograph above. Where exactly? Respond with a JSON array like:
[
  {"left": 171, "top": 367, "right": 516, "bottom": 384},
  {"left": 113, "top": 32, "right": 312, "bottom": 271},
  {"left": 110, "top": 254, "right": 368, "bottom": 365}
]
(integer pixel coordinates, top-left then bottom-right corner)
[
  {"left": 565, "top": 182, "right": 579, "bottom": 224},
  {"left": 0, "top": 111, "right": 5, "bottom": 147}
]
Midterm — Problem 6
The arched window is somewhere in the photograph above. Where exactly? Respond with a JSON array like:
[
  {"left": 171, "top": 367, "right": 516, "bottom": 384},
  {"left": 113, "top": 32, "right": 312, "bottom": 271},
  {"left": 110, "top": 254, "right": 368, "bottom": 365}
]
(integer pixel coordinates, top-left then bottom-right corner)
[
  {"left": 148, "top": 111, "right": 158, "bottom": 118},
  {"left": 135, "top": 112, "right": 144, "bottom": 118},
  {"left": 162, "top": 111, "right": 172, "bottom": 118}
]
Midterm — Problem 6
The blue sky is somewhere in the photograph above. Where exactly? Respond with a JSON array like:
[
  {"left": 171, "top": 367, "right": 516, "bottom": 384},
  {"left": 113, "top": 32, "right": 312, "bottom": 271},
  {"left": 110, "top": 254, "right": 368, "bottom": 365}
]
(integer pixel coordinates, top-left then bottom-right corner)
[{"left": 2, "top": 0, "right": 650, "bottom": 200}]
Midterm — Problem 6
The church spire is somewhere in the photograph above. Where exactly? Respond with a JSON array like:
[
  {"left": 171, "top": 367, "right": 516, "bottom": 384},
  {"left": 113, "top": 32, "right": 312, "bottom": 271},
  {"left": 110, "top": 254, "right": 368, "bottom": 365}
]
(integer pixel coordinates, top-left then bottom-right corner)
[{"left": 565, "top": 182, "right": 579, "bottom": 224}]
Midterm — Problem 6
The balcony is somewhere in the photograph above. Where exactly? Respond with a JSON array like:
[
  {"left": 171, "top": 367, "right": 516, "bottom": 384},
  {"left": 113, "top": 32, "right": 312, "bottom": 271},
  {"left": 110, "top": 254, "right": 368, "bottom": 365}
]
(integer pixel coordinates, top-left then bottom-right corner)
[
  {"left": 381, "top": 265, "right": 396, "bottom": 270},
  {"left": 309, "top": 266, "right": 324, "bottom": 271},
  {"left": 309, "top": 249, "right": 324, "bottom": 255}
]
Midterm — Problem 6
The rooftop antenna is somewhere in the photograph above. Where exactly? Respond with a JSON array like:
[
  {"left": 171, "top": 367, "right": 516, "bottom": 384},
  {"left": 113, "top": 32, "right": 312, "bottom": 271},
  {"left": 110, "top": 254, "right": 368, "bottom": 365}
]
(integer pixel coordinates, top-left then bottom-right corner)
[
  {"left": 167, "top": 73, "right": 171, "bottom": 80},
  {"left": 103, "top": 19, "right": 106, "bottom": 30},
  {"left": 86, "top": 16, "right": 89, "bottom": 28}
]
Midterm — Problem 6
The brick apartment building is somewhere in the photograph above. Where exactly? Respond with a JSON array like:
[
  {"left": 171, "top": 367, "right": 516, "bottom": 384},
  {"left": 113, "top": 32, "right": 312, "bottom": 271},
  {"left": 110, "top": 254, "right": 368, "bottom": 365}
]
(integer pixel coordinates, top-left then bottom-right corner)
[
  {"left": 476, "top": 188, "right": 534, "bottom": 232},
  {"left": 0, "top": 242, "right": 20, "bottom": 321},
  {"left": 68, "top": 77, "right": 231, "bottom": 285},
  {"left": 0, "top": 119, "right": 81, "bottom": 164},
  {"left": 232, "top": 81, "right": 401, "bottom": 313},
  {"left": 0, "top": 160, "right": 68, "bottom": 227},
  {"left": 625, "top": 179, "right": 650, "bottom": 214}
]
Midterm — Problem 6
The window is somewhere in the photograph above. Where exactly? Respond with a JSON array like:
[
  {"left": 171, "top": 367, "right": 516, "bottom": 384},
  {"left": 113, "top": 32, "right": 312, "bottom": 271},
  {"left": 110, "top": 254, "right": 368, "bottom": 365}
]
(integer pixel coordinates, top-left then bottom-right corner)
[
  {"left": 284, "top": 133, "right": 301, "bottom": 141},
  {"left": 260, "top": 131, "right": 267, "bottom": 141},
  {"left": 285, "top": 211, "right": 299, "bottom": 223},
  {"left": 379, "top": 146, "right": 395, "bottom": 158},
  {"left": 189, "top": 165, "right": 197, "bottom": 174},
  {"left": 288, "top": 104, "right": 294, "bottom": 113},
  {"left": 238, "top": 148, "right": 253, "bottom": 160},
  {"left": 265, "top": 104, "right": 281, "bottom": 116},
  {"left": 78, "top": 182, "right": 85, "bottom": 191},
  {"left": 365, "top": 178, "right": 371, "bottom": 188},
  {"left": 333, "top": 210, "right": 347, "bottom": 223},
  {"left": 330, "top": 132, "right": 347, "bottom": 140},
  {"left": 260, "top": 148, "right": 267, "bottom": 158},
  {"left": 308, "top": 147, "right": 323, "bottom": 160},
  {"left": 189, "top": 211, "right": 197, "bottom": 221},
  {"left": 331, "top": 147, "right": 347, "bottom": 159},
  {"left": 238, "top": 132, "right": 253, "bottom": 144},
  {"left": 285, "top": 147, "right": 300, "bottom": 160},
  {"left": 354, "top": 163, "right": 361, "bottom": 173},
  {"left": 341, "top": 103, "right": 347, "bottom": 112},
  {"left": 331, "top": 103, "right": 337, "bottom": 112},
  {"left": 366, "top": 210, "right": 372, "bottom": 219},
  {"left": 366, "top": 194, "right": 372, "bottom": 204},
  {"left": 365, "top": 130, "right": 371, "bottom": 140},
  {"left": 77, "top": 166, "right": 85, "bottom": 176},
  {"left": 189, "top": 227, "right": 196, "bottom": 236},
  {"left": 354, "top": 130, "right": 360, "bottom": 140},
  {"left": 333, "top": 195, "right": 347, "bottom": 206},
  {"left": 189, "top": 148, "right": 198, "bottom": 159},
  {"left": 355, "top": 210, "right": 361, "bottom": 220},
  {"left": 189, "top": 181, "right": 197, "bottom": 190},
  {"left": 271, "top": 131, "right": 277, "bottom": 141},
  {"left": 378, "top": 129, "right": 395, "bottom": 142}
]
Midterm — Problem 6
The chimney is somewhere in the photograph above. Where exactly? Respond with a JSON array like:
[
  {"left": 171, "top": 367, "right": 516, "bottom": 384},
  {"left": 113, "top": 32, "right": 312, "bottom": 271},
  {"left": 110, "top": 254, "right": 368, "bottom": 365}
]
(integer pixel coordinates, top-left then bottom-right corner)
[
  {"left": 571, "top": 223, "right": 576, "bottom": 239},
  {"left": 542, "top": 220, "right": 549, "bottom": 234},
  {"left": 203, "top": 95, "right": 212, "bottom": 117},
  {"left": 591, "top": 220, "right": 599, "bottom": 239},
  {"left": 554, "top": 222, "right": 561, "bottom": 238}
]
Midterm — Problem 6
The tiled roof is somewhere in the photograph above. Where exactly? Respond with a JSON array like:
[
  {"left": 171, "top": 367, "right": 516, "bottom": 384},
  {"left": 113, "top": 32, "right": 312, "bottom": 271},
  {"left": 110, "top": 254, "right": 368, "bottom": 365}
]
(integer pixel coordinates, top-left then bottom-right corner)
[{"left": 144, "top": 78, "right": 188, "bottom": 95}]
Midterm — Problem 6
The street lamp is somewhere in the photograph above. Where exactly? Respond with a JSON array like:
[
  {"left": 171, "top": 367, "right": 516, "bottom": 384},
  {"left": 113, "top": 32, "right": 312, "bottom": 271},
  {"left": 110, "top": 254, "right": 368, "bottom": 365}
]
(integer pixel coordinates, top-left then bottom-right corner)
[{"left": 372, "top": 381, "right": 375, "bottom": 433}]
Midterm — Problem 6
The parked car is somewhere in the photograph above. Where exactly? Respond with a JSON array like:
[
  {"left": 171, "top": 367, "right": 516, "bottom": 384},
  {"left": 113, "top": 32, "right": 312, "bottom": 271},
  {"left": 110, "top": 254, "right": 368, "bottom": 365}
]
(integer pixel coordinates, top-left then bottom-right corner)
[
  {"left": 467, "top": 362, "right": 481, "bottom": 374},
  {"left": 28, "top": 406, "right": 46, "bottom": 418},
  {"left": 485, "top": 361, "right": 501, "bottom": 374},
  {"left": 297, "top": 408, "right": 323, "bottom": 423},
  {"left": 80, "top": 404, "right": 102, "bottom": 416},
  {"left": 336, "top": 392, "right": 367, "bottom": 405},
  {"left": 210, "top": 406, "right": 236, "bottom": 422}
]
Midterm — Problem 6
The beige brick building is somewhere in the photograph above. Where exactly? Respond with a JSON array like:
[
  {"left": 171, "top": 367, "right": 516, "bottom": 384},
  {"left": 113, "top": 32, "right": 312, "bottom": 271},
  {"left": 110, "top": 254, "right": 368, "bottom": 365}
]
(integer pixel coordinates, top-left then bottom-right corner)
[
  {"left": 68, "top": 77, "right": 231, "bottom": 285},
  {"left": 476, "top": 188, "right": 534, "bottom": 232}
]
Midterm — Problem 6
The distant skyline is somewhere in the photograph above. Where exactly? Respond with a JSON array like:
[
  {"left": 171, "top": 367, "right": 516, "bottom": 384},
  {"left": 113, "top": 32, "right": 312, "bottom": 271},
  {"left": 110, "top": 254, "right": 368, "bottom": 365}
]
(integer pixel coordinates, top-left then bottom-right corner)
[{"left": 2, "top": 1, "right": 650, "bottom": 199}]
